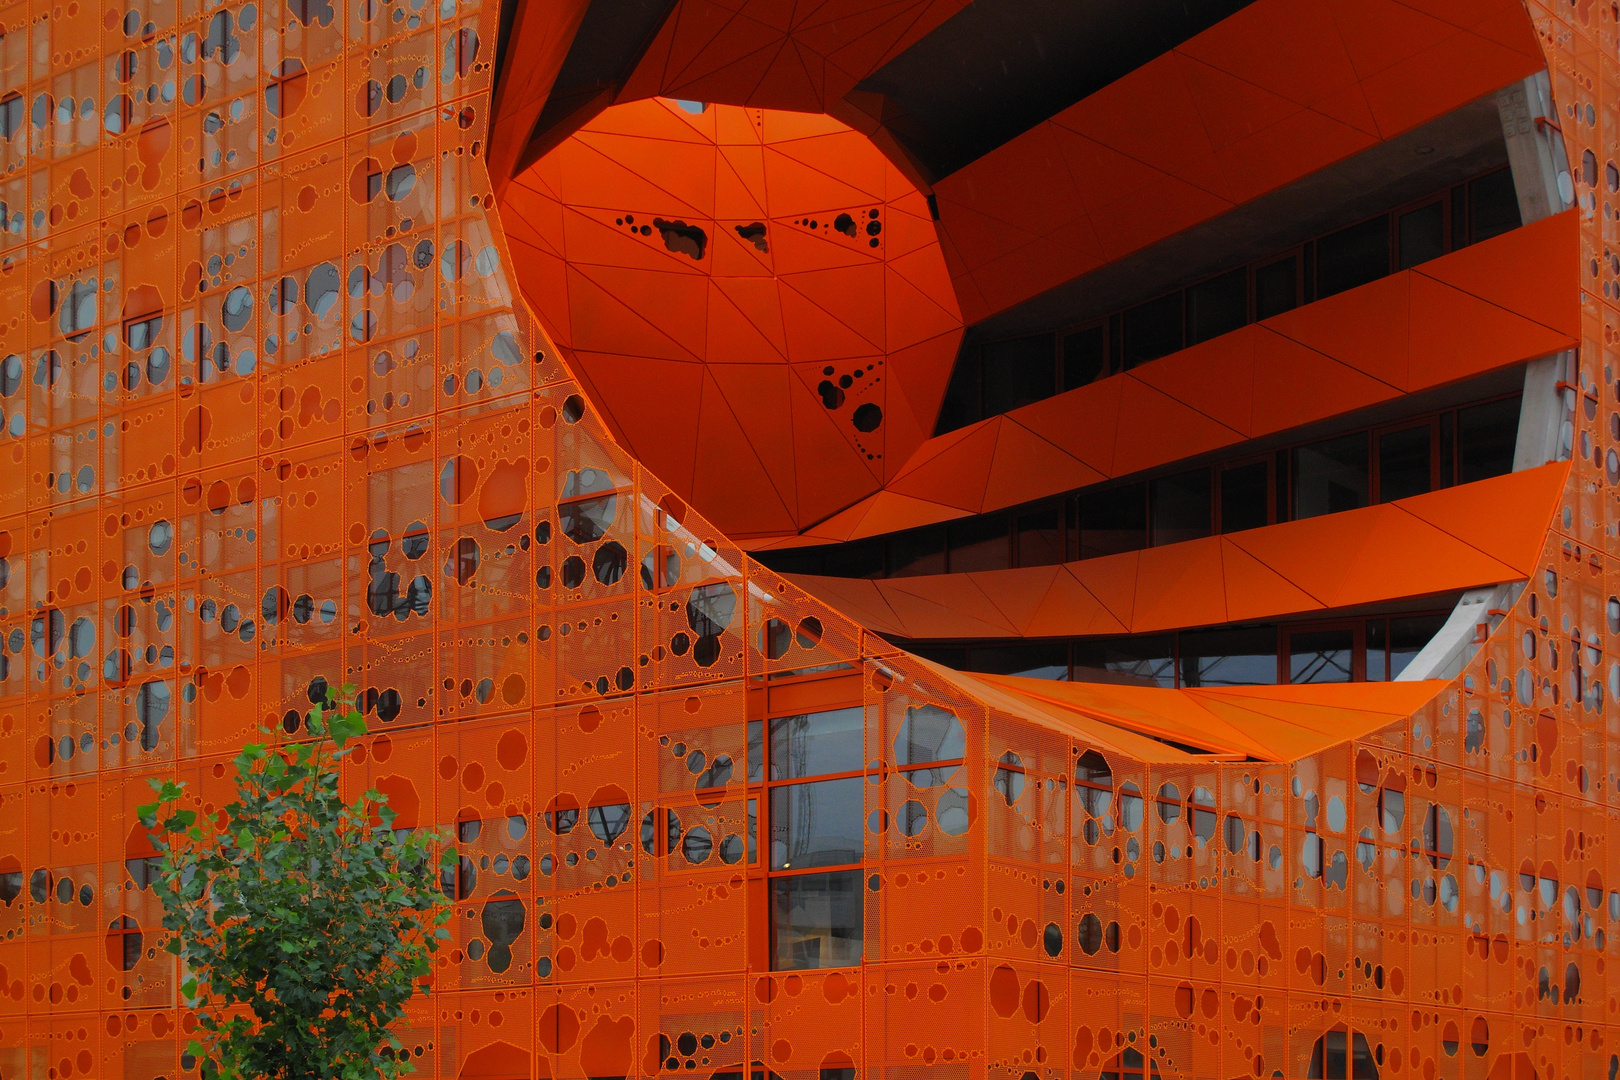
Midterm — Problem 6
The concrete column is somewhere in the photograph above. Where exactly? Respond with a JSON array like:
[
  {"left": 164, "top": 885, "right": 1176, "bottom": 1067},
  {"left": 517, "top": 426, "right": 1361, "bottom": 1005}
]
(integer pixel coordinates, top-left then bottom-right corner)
[{"left": 1397, "top": 74, "right": 1574, "bottom": 683}]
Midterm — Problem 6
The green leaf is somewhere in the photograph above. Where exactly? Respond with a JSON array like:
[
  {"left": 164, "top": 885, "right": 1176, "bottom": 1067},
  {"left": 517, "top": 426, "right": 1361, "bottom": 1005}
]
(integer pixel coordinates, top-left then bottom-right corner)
[{"left": 133, "top": 672, "right": 444, "bottom": 1079}]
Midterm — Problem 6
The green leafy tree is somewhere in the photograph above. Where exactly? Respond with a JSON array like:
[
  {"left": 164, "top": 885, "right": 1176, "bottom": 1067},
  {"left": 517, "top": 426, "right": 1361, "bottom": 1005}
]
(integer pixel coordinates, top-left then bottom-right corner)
[{"left": 138, "top": 685, "right": 453, "bottom": 1080}]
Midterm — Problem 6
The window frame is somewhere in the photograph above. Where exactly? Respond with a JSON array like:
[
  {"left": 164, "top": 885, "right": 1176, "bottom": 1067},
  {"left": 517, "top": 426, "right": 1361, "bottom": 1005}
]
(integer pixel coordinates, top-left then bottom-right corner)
[
  {"left": 751, "top": 698, "right": 965, "bottom": 970},
  {"left": 1392, "top": 192, "right": 1452, "bottom": 271},
  {"left": 933, "top": 165, "right": 1518, "bottom": 438},
  {"left": 1305, "top": 1025, "right": 1382, "bottom": 1080},
  {"left": 1215, "top": 454, "right": 1275, "bottom": 533},
  {"left": 1284, "top": 619, "right": 1364, "bottom": 684},
  {"left": 1057, "top": 317, "right": 1114, "bottom": 392},
  {"left": 1147, "top": 466, "right": 1214, "bottom": 548},
  {"left": 1371, "top": 417, "right": 1441, "bottom": 504},
  {"left": 1251, "top": 246, "right": 1305, "bottom": 321}
]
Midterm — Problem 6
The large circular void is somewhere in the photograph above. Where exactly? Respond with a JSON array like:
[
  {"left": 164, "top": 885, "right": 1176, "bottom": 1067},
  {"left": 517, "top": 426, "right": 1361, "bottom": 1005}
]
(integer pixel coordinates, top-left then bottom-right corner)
[{"left": 503, "top": 98, "right": 963, "bottom": 538}]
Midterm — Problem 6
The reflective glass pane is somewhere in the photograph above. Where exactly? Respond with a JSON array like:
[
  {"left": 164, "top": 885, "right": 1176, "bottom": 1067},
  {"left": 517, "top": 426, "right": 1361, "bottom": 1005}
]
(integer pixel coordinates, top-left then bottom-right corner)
[
  {"left": 948, "top": 514, "right": 1009, "bottom": 572},
  {"left": 1389, "top": 614, "right": 1447, "bottom": 679},
  {"left": 1073, "top": 635, "right": 1175, "bottom": 688},
  {"left": 771, "top": 869, "right": 863, "bottom": 970},
  {"left": 1179, "top": 627, "right": 1277, "bottom": 687},
  {"left": 889, "top": 526, "right": 946, "bottom": 577},
  {"left": 1220, "top": 461, "right": 1269, "bottom": 533},
  {"left": 1316, "top": 215, "right": 1390, "bottom": 298},
  {"left": 1121, "top": 292, "right": 1183, "bottom": 368},
  {"left": 1324, "top": 1030, "right": 1347, "bottom": 1080},
  {"left": 770, "top": 707, "right": 864, "bottom": 779},
  {"left": 1366, "top": 620, "right": 1388, "bottom": 682},
  {"left": 1457, "top": 397, "right": 1519, "bottom": 484},
  {"left": 1469, "top": 169, "right": 1520, "bottom": 244},
  {"left": 1062, "top": 324, "right": 1107, "bottom": 390},
  {"left": 770, "top": 777, "right": 865, "bottom": 869},
  {"left": 893, "top": 705, "right": 966, "bottom": 772},
  {"left": 1079, "top": 484, "right": 1146, "bottom": 559},
  {"left": 965, "top": 643, "right": 1069, "bottom": 680},
  {"left": 1397, "top": 202, "right": 1445, "bottom": 269},
  {"left": 1290, "top": 628, "right": 1354, "bottom": 684},
  {"left": 1186, "top": 268, "right": 1247, "bottom": 345},
  {"left": 1150, "top": 468, "right": 1211, "bottom": 546},
  {"left": 1254, "top": 256, "right": 1297, "bottom": 320},
  {"left": 1378, "top": 425, "right": 1431, "bottom": 502},
  {"left": 935, "top": 349, "right": 982, "bottom": 434},
  {"left": 822, "top": 539, "right": 885, "bottom": 578},
  {"left": 1015, "top": 506, "right": 1065, "bottom": 567},
  {"left": 1292, "top": 433, "right": 1368, "bottom": 520},
  {"left": 748, "top": 719, "right": 764, "bottom": 783},
  {"left": 981, "top": 334, "right": 1056, "bottom": 416}
]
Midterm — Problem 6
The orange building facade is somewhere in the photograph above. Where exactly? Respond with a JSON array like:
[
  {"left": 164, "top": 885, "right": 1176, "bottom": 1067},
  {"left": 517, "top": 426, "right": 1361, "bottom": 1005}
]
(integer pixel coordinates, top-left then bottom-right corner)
[{"left": 1, "top": 1, "right": 1618, "bottom": 1079}]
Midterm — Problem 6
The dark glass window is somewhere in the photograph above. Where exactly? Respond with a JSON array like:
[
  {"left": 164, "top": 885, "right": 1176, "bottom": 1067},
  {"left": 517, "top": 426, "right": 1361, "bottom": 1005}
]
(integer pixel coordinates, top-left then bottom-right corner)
[
  {"left": 964, "top": 642, "right": 1069, "bottom": 680},
  {"left": 1450, "top": 185, "right": 1468, "bottom": 250},
  {"left": 909, "top": 645, "right": 966, "bottom": 668},
  {"left": 1150, "top": 468, "right": 1211, "bottom": 546},
  {"left": 1308, "top": 1030, "right": 1380, "bottom": 1080},
  {"left": 1377, "top": 425, "right": 1432, "bottom": 502},
  {"left": 889, "top": 526, "right": 946, "bottom": 577},
  {"left": 1072, "top": 635, "right": 1174, "bottom": 688},
  {"left": 1186, "top": 268, "right": 1247, "bottom": 345},
  {"left": 769, "top": 778, "right": 865, "bottom": 869},
  {"left": 771, "top": 869, "right": 862, "bottom": 969},
  {"left": 822, "top": 539, "right": 884, "bottom": 578},
  {"left": 1254, "top": 255, "right": 1297, "bottom": 320},
  {"left": 748, "top": 721, "right": 764, "bottom": 782},
  {"left": 1062, "top": 324, "right": 1108, "bottom": 391},
  {"left": 1468, "top": 169, "right": 1520, "bottom": 244},
  {"left": 758, "top": 548, "right": 824, "bottom": 576},
  {"left": 1179, "top": 626, "right": 1278, "bottom": 687},
  {"left": 1121, "top": 292, "right": 1183, "bottom": 369},
  {"left": 1389, "top": 613, "right": 1446, "bottom": 679},
  {"left": 948, "top": 514, "right": 1009, "bottom": 572},
  {"left": 1456, "top": 397, "right": 1519, "bottom": 484},
  {"left": 1220, "top": 461, "right": 1269, "bottom": 533},
  {"left": 1396, "top": 202, "right": 1445, "bottom": 270},
  {"left": 1289, "top": 628, "right": 1354, "bottom": 683},
  {"left": 769, "top": 707, "right": 864, "bottom": 780},
  {"left": 981, "top": 334, "right": 1056, "bottom": 416},
  {"left": 1438, "top": 411, "right": 1455, "bottom": 487},
  {"left": 125, "top": 315, "right": 163, "bottom": 350},
  {"left": 1365, "top": 620, "right": 1388, "bottom": 681},
  {"left": 1015, "top": 507, "right": 1065, "bottom": 567},
  {"left": 1078, "top": 484, "right": 1146, "bottom": 560},
  {"left": 1100, "top": 1046, "right": 1162, "bottom": 1080},
  {"left": 1316, "top": 215, "right": 1390, "bottom": 299},
  {"left": 1292, "top": 433, "right": 1369, "bottom": 520},
  {"left": 935, "top": 349, "right": 981, "bottom": 434}
]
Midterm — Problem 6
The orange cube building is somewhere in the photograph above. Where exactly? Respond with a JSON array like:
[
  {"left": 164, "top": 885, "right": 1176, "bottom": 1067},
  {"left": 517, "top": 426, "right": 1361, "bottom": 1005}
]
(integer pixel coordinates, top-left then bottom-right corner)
[{"left": 0, "top": 0, "right": 1615, "bottom": 1078}]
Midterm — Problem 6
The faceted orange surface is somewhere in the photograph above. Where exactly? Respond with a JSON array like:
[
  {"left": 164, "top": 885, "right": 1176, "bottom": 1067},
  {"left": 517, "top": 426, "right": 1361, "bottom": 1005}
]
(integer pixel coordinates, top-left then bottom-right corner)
[
  {"left": 0, "top": 3, "right": 1614, "bottom": 1080},
  {"left": 502, "top": 98, "right": 963, "bottom": 539}
]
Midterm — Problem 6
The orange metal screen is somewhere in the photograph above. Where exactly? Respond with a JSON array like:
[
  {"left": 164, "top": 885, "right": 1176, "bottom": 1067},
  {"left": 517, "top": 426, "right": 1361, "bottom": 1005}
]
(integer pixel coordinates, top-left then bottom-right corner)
[{"left": 0, "top": 1, "right": 1616, "bottom": 1079}]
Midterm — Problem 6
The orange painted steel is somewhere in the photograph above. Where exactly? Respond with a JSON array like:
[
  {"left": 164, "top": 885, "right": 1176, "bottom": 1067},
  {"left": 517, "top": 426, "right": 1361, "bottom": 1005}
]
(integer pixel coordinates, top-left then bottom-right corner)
[
  {"left": 501, "top": 98, "right": 963, "bottom": 540},
  {"left": 483, "top": 0, "right": 588, "bottom": 196},
  {"left": 931, "top": 0, "right": 1548, "bottom": 323},
  {"left": 0, "top": 2, "right": 1616, "bottom": 1080},
  {"left": 614, "top": 0, "right": 973, "bottom": 118},
  {"left": 789, "top": 461, "right": 1570, "bottom": 641},
  {"left": 760, "top": 212, "right": 1579, "bottom": 548}
]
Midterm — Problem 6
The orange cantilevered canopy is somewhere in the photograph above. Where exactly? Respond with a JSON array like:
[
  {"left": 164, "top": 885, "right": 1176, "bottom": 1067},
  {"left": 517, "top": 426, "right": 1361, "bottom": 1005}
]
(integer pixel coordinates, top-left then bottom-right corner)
[
  {"left": 790, "top": 460, "right": 1565, "bottom": 642},
  {"left": 968, "top": 672, "right": 1449, "bottom": 763}
]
